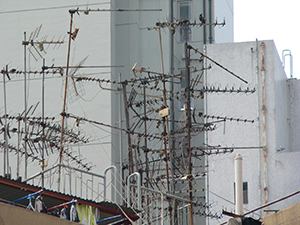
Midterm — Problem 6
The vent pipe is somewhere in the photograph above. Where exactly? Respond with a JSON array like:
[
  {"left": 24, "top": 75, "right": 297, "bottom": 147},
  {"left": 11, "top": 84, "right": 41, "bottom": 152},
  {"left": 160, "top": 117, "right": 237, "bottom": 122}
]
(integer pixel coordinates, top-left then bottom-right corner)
[
  {"left": 235, "top": 154, "right": 243, "bottom": 216},
  {"left": 282, "top": 49, "right": 293, "bottom": 78}
]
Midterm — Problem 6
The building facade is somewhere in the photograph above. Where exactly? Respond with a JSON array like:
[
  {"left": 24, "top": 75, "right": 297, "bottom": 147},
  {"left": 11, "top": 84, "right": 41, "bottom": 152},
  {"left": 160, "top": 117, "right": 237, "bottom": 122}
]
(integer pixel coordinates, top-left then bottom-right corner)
[
  {"left": 110, "top": 0, "right": 233, "bottom": 224},
  {"left": 0, "top": 0, "right": 112, "bottom": 199},
  {"left": 205, "top": 40, "right": 300, "bottom": 224},
  {"left": 0, "top": 1, "right": 238, "bottom": 224}
]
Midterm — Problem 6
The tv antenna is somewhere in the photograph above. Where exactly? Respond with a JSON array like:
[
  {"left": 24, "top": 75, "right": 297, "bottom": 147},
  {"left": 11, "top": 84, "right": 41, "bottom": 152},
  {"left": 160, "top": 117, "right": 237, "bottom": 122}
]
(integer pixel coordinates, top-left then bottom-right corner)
[
  {"left": 22, "top": 24, "right": 65, "bottom": 61},
  {"left": 67, "top": 56, "right": 89, "bottom": 104}
]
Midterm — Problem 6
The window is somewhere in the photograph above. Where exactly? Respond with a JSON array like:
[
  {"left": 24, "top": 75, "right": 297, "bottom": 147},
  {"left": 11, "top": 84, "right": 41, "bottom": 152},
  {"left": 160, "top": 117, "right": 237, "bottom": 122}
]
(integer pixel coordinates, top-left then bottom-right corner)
[
  {"left": 179, "top": 2, "right": 192, "bottom": 42},
  {"left": 234, "top": 182, "right": 248, "bottom": 204}
]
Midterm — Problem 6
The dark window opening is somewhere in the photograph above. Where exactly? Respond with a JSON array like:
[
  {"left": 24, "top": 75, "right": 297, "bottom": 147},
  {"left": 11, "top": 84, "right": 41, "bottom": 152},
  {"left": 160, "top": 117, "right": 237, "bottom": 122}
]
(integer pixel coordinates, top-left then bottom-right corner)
[{"left": 234, "top": 182, "right": 248, "bottom": 204}]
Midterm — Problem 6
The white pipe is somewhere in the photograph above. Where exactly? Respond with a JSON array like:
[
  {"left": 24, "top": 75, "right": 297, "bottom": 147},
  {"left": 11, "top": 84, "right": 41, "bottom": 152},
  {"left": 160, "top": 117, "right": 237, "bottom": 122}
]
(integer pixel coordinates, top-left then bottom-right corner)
[
  {"left": 104, "top": 165, "right": 117, "bottom": 202},
  {"left": 127, "top": 172, "right": 141, "bottom": 210},
  {"left": 235, "top": 154, "right": 243, "bottom": 215},
  {"left": 161, "top": 192, "right": 164, "bottom": 225}
]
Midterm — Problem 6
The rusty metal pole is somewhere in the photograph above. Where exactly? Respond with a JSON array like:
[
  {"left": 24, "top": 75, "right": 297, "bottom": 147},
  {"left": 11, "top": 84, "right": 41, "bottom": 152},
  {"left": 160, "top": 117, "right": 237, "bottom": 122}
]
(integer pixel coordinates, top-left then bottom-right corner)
[
  {"left": 187, "top": 46, "right": 193, "bottom": 225},
  {"left": 143, "top": 83, "right": 149, "bottom": 186},
  {"left": 159, "top": 28, "right": 171, "bottom": 193},
  {"left": 58, "top": 10, "right": 74, "bottom": 192},
  {"left": 260, "top": 42, "right": 268, "bottom": 212},
  {"left": 159, "top": 27, "right": 173, "bottom": 224},
  {"left": 122, "top": 83, "right": 133, "bottom": 174},
  {"left": 23, "top": 32, "right": 28, "bottom": 179},
  {"left": 3, "top": 65, "right": 8, "bottom": 176},
  {"left": 184, "top": 21, "right": 193, "bottom": 225},
  {"left": 42, "top": 58, "right": 45, "bottom": 188}
]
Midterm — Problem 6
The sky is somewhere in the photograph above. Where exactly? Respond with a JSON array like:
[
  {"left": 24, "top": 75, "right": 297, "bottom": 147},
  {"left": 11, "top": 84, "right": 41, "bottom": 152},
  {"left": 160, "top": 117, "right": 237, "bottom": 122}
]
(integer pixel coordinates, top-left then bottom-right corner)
[{"left": 234, "top": 0, "right": 298, "bottom": 78}]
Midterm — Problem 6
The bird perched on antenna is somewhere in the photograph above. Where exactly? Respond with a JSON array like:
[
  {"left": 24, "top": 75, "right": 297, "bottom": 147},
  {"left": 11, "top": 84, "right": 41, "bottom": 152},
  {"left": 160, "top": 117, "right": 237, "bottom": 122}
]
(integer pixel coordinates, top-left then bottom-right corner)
[
  {"left": 71, "top": 28, "right": 79, "bottom": 40},
  {"left": 9, "top": 69, "right": 16, "bottom": 73},
  {"left": 199, "top": 13, "right": 206, "bottom": 24},
  {"left": 136, "top": 67, "right": 146, "bottom": 73},
  {"left": 199, "top": 55, "right": 205, "bottom": 63},
  {"left": 84, "top": 8, "right": 89, "bottom": 15}
]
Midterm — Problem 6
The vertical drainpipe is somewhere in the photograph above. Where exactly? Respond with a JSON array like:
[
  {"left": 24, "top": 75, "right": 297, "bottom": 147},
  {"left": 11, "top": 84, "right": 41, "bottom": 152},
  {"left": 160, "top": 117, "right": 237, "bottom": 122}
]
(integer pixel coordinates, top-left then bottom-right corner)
[
  {"left": 208, "top": 0, "right": 212, "bottom": 44},
  {"left": 235, "top": 154, "right": 243, "bottom": 216},
  {"left": 203, "top": 0, "right": 206, "bottom": 44},
  {"left": 255, "top": 39, "right": 262, "bottom": 216},
  {"left": 260, "top": 42, "right": 268, "bottom": 210}
]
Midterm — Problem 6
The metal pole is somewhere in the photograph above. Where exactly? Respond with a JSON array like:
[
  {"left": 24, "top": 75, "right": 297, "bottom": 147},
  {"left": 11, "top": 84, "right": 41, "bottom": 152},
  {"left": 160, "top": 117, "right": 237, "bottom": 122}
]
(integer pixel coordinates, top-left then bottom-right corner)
[
  {"left": 122, "top": 83, "right": 133, "bottom": 174},
  {"left": 24, "top": 31, "right": 28, "bottom": 179},
  {"left": 5, "top": 66, "right": 9, "bottom": 176},
  {"left": 58, "top": 10, "right": 74, "bottom": 191},
  {"left": 159, "top": 28, "right": 171, "bottom": 193},
  {"left": 118, "top": 73, "right": 124, "bottom": 203},
  {"left": 42, "top": 58, "right": 45, "bottom": 188},
  {"left": 3, "top": 65, "right": 8, "bottom": 176},
  {"left": 143, "top": 84, "right": 148, "bottom": 187},
  {"left": 143, "top": 82, "right": 150, "bottom": 224},
  {"left": 169, "top": 1, "right": 176, "bottom": 223},
  {"left": 185, "top": 22, "right": 193, "bottom": 225},
  {"left": 204, "top": 43, "right": 210, "bottom": 225},
  {"left": 17, "top": 118, "right": 20, "bottom": 178},
  {"left": 159, "top": 26, "right": 173, "bottom": 224}
]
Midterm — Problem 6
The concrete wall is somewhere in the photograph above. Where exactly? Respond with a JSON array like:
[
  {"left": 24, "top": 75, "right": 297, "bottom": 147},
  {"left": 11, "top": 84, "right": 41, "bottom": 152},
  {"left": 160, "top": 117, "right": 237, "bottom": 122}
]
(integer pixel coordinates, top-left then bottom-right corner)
[
  {"left": 0, "top": 1, "right": 113, "bottom": 200},
  {"left": 0, "top": 201, "right": 77, "bottom": 225},
  {"left": 262, "top": 201, "right": 300, "bottom": 225},
  {"left": 205, "top": 40, "right": 300, "bottom": 224},
  {"left": 214, "top": 0, "right": 234, "bottom": 43}
]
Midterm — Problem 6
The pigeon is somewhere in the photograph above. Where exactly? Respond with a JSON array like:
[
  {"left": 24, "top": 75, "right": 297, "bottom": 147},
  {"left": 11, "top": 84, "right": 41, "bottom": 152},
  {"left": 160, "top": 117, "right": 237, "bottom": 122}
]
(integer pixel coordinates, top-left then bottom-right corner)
[
  {"left": 199, "top": 13, "right": 206, "bottom": 24},
  {"left": 71, "top": 28, "right": 79, "bottom": 40}
]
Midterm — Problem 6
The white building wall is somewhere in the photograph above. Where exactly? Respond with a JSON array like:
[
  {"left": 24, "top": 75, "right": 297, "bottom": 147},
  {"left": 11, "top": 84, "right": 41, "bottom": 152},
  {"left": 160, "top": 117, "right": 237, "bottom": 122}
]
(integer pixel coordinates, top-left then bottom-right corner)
[
  {"left": 205, "top": 40, "right": 300, "bottom": 224},
  {"left": 110, "top": 1, "right": 234, "bottom": 224},
  {"left": 0, "top": 1, "right": 113, "bottom": 199},
  {"left": 214, "top": 0, "right": 234, "bottom": 43}
]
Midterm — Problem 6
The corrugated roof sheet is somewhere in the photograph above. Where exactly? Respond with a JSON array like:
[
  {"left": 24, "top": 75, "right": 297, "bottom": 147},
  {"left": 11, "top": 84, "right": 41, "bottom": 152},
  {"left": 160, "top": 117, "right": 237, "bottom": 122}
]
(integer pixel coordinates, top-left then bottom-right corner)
[{"left": 0, "top": 175, "right": 139, "bottom": 222}]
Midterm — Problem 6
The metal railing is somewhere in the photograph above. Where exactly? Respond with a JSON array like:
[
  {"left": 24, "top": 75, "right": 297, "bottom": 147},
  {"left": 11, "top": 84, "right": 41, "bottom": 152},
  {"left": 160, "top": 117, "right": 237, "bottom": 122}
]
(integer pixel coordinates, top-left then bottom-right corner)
[{"left": 24, "top": 163, "right": 117, "bottom": 202}]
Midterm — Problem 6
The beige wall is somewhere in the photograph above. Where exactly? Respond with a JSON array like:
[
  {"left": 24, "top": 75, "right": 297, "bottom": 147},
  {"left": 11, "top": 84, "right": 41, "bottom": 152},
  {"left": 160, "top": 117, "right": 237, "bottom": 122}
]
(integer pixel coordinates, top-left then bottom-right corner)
[
  {"left": 262, "top": 202, "right": 300, "bottom": 225},
  {"left": 0, "top": 202, "right": 77, "bottom": 225}
]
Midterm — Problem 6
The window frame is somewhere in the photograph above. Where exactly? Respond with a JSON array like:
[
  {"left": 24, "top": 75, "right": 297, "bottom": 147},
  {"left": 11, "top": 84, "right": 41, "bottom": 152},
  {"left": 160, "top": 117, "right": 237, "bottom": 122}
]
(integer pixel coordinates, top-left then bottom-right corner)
[{"left": 178, "top": 1, "right": 193, "bottom": 43}]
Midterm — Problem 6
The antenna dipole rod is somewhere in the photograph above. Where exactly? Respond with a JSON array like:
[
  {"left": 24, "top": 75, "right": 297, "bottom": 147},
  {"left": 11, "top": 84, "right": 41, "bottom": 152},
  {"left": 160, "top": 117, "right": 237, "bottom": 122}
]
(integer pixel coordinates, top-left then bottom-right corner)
[
  {"left": 58, "top": 11, "right": 74, "bottom": 192},
  {"left": 42, "top": 58, "right": 45, "bottom": 188},
  {"left": 74, "top": 8, "right": 162, "bottom": 13},
  {"left": 189, "top": 45, "right": 248, "bottom": 84}
]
